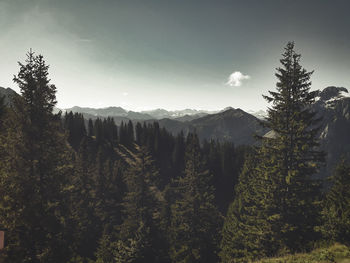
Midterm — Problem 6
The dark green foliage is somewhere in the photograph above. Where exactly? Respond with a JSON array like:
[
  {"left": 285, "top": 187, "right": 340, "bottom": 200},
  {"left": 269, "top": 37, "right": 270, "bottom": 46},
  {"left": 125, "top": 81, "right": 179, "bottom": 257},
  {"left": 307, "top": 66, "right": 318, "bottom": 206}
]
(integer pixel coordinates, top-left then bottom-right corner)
[
  {"left": 127, "top": 120, "right": 134, "bottom": 143},
  {"left": 88, "top": 118, "right": 94, "bottom": 136},
  {"left": 119, "top": 121, "right": 134, "bottom": 147},
  {"left": 102, "top": 117, "right": 118, "bottom": 146},
  {"left": 220, "top": 151, "right": 272, "bottom": 262},
  {"left": 60, "top": 115, "right": 243, "bottom": 262},
  {"left": 220, "top": 42, "right": 325, "bottom": 262},
  {"left": 64, "top": 111, "right": 86, "bottom": 149},
  {"left": 95, "top": 118, "right": 104, "bottom": 142},
  {"left": 135, "top": 122, "right": 144, "bottom": 145},
  {"left": 169, "top": 133, "right": 222, "bottom": 263},
  {"left": 320, "top": 160, "right": 350, "bottom": 244},
  {"left": 90, "top": 117, "right": 118, "bottom": 146},
  {"left": 68, "top": 137, "right": 102, "bottom": 261},
  {"left": 171, "top": 131, "right": 186, "bottom": 178},
  {"left": 1, "top": 46, "right": 341, "bottom": 263},
  {"left": 0, "top": 95, "right": 6, "bottom": 122},
  {"left": 261, "top": 42, "right": 324, "bottom": 251},
  {"left": 0, "top": 51, "right": 73, "bottom": 262},
  {"left": 96, "top": 145, "right": 168, "bottom": 263},
  {"left": 141, "top": 122, "right": 177, "bottom": 188},
  {"left": 202, "top": 140, "right": 246, "bottom": 213}
]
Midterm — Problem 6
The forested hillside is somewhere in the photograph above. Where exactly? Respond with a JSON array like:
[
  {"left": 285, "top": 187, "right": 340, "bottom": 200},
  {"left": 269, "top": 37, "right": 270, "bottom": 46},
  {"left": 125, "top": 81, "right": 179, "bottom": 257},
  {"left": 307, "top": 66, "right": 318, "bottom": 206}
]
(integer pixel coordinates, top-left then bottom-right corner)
[{"left": 0, "top": 43, "right": 349, "bottom": 263}]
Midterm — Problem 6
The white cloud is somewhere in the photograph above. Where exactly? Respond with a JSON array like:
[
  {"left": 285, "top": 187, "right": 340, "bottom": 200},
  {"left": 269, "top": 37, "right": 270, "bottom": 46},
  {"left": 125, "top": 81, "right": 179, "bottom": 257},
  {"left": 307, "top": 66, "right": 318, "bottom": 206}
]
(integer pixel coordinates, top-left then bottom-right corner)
[
  {"left": 226, "top": 71, "right": 250, "bottom": 87},
  {"left": 122, "top": 92, "right": 129, "bottom": 96}
]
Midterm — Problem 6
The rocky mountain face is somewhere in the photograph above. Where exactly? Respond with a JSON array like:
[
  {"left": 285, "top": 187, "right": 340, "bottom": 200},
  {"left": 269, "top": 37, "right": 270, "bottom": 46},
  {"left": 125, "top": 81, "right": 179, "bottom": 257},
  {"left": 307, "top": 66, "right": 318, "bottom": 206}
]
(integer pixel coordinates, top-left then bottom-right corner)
[
  {"left": 167, "top": 108, "right": 267, "bottom": 145},
  {"left": 313, "top": 86, "right": 350, "bottom": 176},
  {"left": 140, "top": 108, "right": 268, "bottom": 146},
  {"left": 0, "top": 86, "right": 18, "bottom": 105}
]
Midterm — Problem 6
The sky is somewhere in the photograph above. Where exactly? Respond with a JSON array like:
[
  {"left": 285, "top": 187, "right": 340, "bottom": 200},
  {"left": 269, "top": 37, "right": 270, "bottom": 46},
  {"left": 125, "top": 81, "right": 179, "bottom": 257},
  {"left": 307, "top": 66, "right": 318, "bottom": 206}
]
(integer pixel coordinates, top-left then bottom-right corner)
[{"left": 0, "top": 0, "right": 350, "bottom": 111}]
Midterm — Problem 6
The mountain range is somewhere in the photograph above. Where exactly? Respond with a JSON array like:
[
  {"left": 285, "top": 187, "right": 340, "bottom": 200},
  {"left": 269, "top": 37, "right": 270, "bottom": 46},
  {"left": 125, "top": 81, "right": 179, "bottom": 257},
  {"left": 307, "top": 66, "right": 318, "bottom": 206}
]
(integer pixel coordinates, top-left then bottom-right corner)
[
  {"left": 1, "top": 85, "right": 350, "bottom": 177},
  {"left": 64, "top": 106, "right": 223, "bottom": 121}
]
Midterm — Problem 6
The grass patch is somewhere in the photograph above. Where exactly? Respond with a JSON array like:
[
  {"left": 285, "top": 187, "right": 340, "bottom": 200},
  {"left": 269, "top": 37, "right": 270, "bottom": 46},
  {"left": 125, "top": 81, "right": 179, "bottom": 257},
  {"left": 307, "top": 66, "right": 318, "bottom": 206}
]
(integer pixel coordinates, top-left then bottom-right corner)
[{"left": 256, "top": 243, "right": 350, "bottom": 263}]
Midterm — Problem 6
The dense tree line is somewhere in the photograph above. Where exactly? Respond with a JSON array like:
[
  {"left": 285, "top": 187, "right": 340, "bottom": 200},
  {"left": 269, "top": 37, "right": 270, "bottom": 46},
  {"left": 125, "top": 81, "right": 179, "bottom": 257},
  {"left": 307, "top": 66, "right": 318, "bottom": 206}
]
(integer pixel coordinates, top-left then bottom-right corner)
[
  {"left": 0, "top": 43, "right": 349, "bottom": 263},
  {"left": 0, "top": 51, "right": 245, "bottom": 262}
]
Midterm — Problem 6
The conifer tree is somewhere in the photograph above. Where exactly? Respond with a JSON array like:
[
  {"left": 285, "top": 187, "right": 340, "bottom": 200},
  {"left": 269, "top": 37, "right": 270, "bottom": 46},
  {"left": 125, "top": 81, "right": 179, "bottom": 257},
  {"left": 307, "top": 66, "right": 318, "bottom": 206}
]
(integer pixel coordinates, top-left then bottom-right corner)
[
  {"left": 118, "top": 121, "right": 128, "bottom": 146},
  {"left": 135, "top": 122, "right": 144, "bottom": 145},
  {"left": 169, "top": 133, "right": 221, "bottom": 263},
  {"left": 95, "top": 118, "right": 104, "bottom": 142},
  {"left": 127, "top": 120, "right": 134, "bottom": 144},
  {"left": 103, "top": 117, "right": 118, "bottom": 146},
  {"left": 260, "top": 42, "right": 324, "bottom": 251},
  {"left": 171, "top": 131, "right": 185, "bottom": 178},
  {"left": 68, "top": 137, "right": 101, "bottom": 261},
  {"left": 98, "top": 145, "right": 167, "bottom": 263},
  {"left": 320, "top": 160, "right": 350, "bottom": 244},
  {"left": 64, "top": 111, "right": 86, "bottom": 149},
  {"left": 0, "top": 51, "right": 73, "bottom": 262},
  {"left": 220, "top": 42, "right": 324, "bottom": 262},
  {"left": 220, "top": 150, "right": 277, "bottom": 262},
  {"left": 88, "top": 118, "right": 94, "bottom": 137}
]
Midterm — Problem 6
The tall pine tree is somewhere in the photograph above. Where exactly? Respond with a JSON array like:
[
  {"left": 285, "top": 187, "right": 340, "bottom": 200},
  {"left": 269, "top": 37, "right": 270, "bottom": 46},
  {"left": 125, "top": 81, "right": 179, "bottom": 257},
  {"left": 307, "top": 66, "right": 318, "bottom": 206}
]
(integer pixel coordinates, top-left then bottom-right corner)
[
  {"left": 0, "top": 51, "right": 73, "bottom": 262},
  {"left": 261, "top": 42, "right": 324, "bottom": 251},
  {"left": 220, "top": 42, "right": 324, "bottom": 262}
]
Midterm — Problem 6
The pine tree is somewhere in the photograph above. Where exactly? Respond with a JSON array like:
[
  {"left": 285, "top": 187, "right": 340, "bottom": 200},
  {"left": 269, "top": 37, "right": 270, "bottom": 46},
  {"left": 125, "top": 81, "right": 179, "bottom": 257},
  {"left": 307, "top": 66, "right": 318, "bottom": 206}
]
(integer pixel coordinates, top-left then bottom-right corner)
[
  {"left": 88, "top": 118, "right": 94, "bottom": 137},
  {"left": 220, "top": 157, "right": 253, "bottom": 263},
  {"left": 95, "top": 118, "right": 104, "bottom": 143},
  {"left": 127, "top": 120, "right": 134, "bottom": 144},
  {"left": 135, "top": 122, "right": 144, "bottom": 145},
  {"left": 169, "top": 133, "right": 221, "bottom": 263},
  {"left": 320, "top": 160, "right": 350, "bottom": 244},
  {"left": 119, "top": 121, "right": 129, "bottom": 146},
  {"left": 220, "top": 150, "right": 278, "bottom": 262},
  {"left": 220, "top": 42, "right": 324, "bottom": 262},
  {"left": 64, "top": 112, "right": 86, "bottom": 149},
  {"left": 0, "top": 51, "right": 73, "bottom": 262},
  {"left": 68, "top": 137, "right": 101, "bottom": 261},
  {"left": 171, "top": 131, "right": 185, "bottom": 178},
  {"left": 103, "top": 117, "right": 118, "bottom": 146},
  {"left": 97, "top": 145, "right": 167, "bottom": 263},
  {"left": 261, "top": 42, "right": 324, "bottom": 251}
]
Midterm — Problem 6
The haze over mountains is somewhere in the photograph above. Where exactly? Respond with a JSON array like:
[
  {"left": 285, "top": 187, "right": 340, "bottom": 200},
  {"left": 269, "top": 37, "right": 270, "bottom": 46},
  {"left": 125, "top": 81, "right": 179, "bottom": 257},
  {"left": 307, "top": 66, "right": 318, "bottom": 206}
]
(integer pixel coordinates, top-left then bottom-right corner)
[
  {"left": 0, "top": 84, "right": 349, "bottom": 187},
  {"left": 1, "top": 85, "right": 350, "bottom": 176},
  {"left": 64, "top": 106, "right": 234, "bottom": 121}
]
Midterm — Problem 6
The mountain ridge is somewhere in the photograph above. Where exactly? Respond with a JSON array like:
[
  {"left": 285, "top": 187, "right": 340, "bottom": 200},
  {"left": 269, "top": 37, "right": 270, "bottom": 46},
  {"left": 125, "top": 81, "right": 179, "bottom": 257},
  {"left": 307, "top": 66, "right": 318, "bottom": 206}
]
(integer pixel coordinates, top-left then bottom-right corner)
[{"left": 1, "top": 85, "right": 350, "bottom": 177}]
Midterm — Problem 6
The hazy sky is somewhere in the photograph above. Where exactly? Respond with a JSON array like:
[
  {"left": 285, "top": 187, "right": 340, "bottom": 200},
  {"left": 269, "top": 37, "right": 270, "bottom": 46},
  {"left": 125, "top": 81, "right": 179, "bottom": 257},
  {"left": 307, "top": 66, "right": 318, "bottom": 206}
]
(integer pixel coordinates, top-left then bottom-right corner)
[{"left": 1, "top": 0, "right": 350, "bottom": 111}]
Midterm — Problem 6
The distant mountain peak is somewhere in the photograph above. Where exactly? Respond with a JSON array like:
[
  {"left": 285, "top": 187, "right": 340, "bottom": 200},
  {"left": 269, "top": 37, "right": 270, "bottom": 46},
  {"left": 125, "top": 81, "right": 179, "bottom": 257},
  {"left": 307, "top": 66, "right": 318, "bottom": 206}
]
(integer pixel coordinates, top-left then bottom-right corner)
[
  {"left": 222, "top": 106, "right": 234, "bottom": 111},
  {"left": 247, "top": 109, "right": 267, "bottom": 119}
]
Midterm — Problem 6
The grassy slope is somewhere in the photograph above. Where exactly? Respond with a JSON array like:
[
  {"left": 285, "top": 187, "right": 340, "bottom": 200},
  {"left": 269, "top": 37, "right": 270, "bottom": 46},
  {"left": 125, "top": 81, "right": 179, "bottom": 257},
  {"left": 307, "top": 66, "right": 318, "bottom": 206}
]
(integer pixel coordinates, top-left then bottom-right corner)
[{"left": 256, "top": 244, "right": 350, "bottom": 263}]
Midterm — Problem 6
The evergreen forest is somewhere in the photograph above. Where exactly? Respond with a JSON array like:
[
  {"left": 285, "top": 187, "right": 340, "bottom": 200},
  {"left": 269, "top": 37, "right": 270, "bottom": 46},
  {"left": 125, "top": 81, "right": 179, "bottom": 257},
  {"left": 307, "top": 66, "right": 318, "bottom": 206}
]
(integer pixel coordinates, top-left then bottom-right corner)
[{"left": 0, "top": 42, "right": 349, "bottom": 263}]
